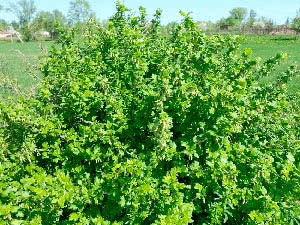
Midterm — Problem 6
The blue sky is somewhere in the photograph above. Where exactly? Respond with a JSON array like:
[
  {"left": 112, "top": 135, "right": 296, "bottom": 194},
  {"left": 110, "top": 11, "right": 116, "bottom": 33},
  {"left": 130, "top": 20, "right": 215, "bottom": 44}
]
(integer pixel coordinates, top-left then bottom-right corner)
[{"left": 1, "top": 0, "right": 300, "bottom": 25}]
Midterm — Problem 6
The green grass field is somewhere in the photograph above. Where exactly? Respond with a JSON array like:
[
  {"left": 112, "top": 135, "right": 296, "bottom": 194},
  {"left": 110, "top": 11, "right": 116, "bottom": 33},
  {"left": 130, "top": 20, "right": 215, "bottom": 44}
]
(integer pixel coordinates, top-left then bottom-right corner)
[
  {"left": 240, "top": 34, "right": 300, "bottom": 94},
  {"left": 0, "top": 41, "right": 53, "bottom": 97},
  {"left": 1, "top": 34, "right": 300, "bottom": 97}
]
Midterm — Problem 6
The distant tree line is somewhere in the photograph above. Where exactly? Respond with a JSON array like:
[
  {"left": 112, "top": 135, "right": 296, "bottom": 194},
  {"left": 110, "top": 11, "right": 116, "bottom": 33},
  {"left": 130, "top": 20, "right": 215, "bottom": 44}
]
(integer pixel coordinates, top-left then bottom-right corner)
[
  {"left": 164, "top": 7, "right": 300, "bottom": 35},
  {"left": 215, "top": 8, "right": 276, "bottom": 31},
  {"left": 0, "top": 0, "right": 94, "bottom": 41},
  {"left": 0, "top": 1, "right": 300, "bottom": 42}
]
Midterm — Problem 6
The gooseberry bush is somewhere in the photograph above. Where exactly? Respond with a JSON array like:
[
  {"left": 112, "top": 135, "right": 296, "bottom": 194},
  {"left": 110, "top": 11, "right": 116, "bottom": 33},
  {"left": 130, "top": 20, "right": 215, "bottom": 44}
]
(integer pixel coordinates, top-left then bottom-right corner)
[{"left": 1, "top": 3, "right": 300, "bottom": 224}]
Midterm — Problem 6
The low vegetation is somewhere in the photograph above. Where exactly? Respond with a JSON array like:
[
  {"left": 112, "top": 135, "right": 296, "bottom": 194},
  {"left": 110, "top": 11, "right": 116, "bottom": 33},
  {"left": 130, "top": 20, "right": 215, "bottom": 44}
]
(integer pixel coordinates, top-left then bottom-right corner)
[{"left": 0, "top": 3, "right": 299, "bottom": 224}]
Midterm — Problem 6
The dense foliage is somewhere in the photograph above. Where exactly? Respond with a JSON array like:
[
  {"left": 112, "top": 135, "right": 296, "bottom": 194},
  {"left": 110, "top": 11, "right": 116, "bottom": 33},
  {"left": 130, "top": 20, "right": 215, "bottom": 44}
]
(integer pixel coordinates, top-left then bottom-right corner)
[{"left": 1, "top": 3, "right": 300, "bottom": 224}]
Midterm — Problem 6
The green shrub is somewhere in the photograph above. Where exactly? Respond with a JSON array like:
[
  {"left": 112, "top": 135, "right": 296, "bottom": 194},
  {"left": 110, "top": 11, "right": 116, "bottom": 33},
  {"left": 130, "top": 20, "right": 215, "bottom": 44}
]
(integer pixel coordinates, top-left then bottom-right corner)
[{"left": 1, "top": 3, "right": 299, "bottom": 224}]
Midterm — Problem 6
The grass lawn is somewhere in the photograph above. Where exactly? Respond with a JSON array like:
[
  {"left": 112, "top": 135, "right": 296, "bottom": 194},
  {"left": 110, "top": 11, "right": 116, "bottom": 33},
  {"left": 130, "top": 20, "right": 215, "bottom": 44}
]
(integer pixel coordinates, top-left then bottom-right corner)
[
  {"left": 1, "top": 34, "right": 300, "bottom": 97},
  {"left": 240, "top": 34, "right": 300, "bottom": 94},
  {"left": 0, "top": 40, "right": 53, "bottom": 97}
]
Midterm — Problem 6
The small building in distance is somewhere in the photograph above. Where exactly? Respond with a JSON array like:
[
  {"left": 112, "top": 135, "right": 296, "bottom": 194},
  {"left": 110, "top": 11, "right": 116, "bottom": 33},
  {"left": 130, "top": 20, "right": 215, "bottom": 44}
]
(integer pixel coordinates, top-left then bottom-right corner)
[
  {"left": 0, "top": 26, "right": 23, "bottom": 42},
  {"left": 269, "top": 25, "right": 297, "bottom": 35},
  {"left": 0, "top": 30, "right": 13, "bottom": 41},
  {"left": 220, "top": 24, "right": 232, "bottom": 31},
  {"left": 36, "top": 30, "right": 51, "bottom": 38}
]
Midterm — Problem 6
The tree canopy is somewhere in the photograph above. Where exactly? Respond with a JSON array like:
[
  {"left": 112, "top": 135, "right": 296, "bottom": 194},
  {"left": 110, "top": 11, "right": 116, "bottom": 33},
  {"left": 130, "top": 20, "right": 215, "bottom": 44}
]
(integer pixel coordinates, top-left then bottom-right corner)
[
  {"left": 32, "top": 10, "right": 66, "bottom": 38},
  {"left": 67, "top": 0, "right": 92, "bottom": 25},
  {"left": 230, "top": 7, "right": 247, "bottom": 22},
  {"left": 9, "top": 0, "right": 37, "bottom": 27}
]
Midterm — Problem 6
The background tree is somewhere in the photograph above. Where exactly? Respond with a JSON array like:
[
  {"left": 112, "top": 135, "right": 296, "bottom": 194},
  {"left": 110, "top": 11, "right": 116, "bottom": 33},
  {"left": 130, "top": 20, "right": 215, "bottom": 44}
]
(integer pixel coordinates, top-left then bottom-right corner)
[
  {"left": 67, "top": 0, "right": 92, "bottom": 26},
  {"left": 0, "top": 2, "right": 5, "bottom": 30},
  {"left": 9, "top": 0, "right": 36, "bottom": 27},
  {"left": 217, "top": 16, "right": 238, "bottom": 27},
  {"left": 292, "top": 16, "right": 300, "bottom": 38},
  {"left": 263, "top": 17, "right": 274, "bottom": 29},
  {"left": 217, "top": 7, "right": 248, "bottom": 30},
  {"left": 0, "top": 0, "right": 6, "bottom": 13},
  {"left": 9, "top": 0, "right": 37, "bottom": 41},
  {"left": 297, "top": 9, "right": 300, "bottom": 17},
  {"left": 285, "top": 17, "right": 290, "bottom": 26},
  {"left": 294, "top": 9, "right": 300, "bottom": 36},
  {"left": 249, "top": 9, "right": 257, "bottom": 19},
  {"left": 52, "top": 10, "right": 67, "bottom": 38},
  {"left": 247, "top": 9, "right": 257, "bottom": 27},
  {"left": 229, "top": 7, "right": 247, "bottom": 23},
  {"left": 0, "top": 1, "right": 8, "bottom": 18},
  {"left": 11, "top": 20, "right": 20, "bottom": 30},
  {"left": 32, "top": 11, "right": 54, "bottom": 32},
  {"left": 32, "top": 10, "right": 66, "bottom": 39},
  {"left": 0, "top": 19, "right": 8, "bottom": 30},
  {"left": 53, "top": 9, "right": 66, "bottom": 26}
]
